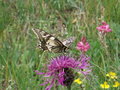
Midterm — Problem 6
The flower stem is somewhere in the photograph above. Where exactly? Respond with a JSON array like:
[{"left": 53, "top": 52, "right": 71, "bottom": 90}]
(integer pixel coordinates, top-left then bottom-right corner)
[
  {"left": 67, "top": 86, "right": 71, "bottom": 90},
  {"left": 54, "top": 80, "right": 58, "bottom": 90}
]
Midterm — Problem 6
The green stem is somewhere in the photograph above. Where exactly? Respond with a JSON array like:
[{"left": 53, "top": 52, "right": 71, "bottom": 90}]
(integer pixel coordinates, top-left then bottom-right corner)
[{"left": 67, "top": 86, "right": 71, "bottom": 90}]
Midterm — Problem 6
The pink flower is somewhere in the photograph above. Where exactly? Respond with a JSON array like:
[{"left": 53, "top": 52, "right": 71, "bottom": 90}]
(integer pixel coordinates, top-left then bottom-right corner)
[
  {"left": 35, "top": 55, "right": 91, "bottom": 90},
  {"left": 96, "top": 22, "right": 112, "bottom": 33},
  {"left": 76, "top": 37, "right": 90, "bottom": 53}
]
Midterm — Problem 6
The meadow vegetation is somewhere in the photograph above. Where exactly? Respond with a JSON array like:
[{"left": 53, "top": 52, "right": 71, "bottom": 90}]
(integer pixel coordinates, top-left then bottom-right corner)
[{"left": 0, "top": 0, "right": 120, "bottom": 90}]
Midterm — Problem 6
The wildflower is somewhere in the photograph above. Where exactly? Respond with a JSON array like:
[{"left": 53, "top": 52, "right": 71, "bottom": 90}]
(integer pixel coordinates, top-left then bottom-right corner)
[
  {"left": 74, "top": 78, "right": 82, "bottom": 84},
  {"left": 96, "top": 22, "right": 112, "bottom": 34},
  {"left": 100, "top": 82, "right": 110, "bottom": 89},
  {"left": 106, "top": 72, "right": 117, "bottom": 79},
  {"left": 113, "top": 81, "right": 120, "bottom": 87},
  {"left": 35, "top": 55, "right": 91, "bottom": 90},
  {"left": 76, "top": 37, "right": 90, "bottom": 53},
  {"left": 78, "top": 54, "right": 91, "bottom": 75}
]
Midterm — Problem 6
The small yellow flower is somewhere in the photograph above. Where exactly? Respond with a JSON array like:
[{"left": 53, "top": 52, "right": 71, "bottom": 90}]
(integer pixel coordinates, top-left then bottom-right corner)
[
  {"left": 106, "top": 72, "right": 117, "bottom": 79},
  {"left": 74, "top": 78, "right": 82, "bottom": 84},
  {"left": 100, "top": 82, "right": 110, "bottom": 89},
  {"left": 113, "top": 81, "right": 120, "bottom": 87}
]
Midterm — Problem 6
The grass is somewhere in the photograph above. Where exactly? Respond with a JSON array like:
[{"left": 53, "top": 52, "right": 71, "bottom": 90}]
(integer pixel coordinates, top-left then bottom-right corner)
[{"left": 0, "top": 0, "right": 120, "bottom": 90}]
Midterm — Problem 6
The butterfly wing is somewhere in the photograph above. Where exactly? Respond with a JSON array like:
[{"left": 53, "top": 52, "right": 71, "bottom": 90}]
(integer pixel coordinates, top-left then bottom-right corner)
[
  {"left": 46, "top": 37, "right": 67, "bottom": 53},
  {"left": 62, "top": 37, "right": 75, "bottom": 47},
  {"left": 32, "top": 28, "right": 48, "bottom": 51},
  {"left": 32, "top": 28, "right": 68, "bottom": 53}
]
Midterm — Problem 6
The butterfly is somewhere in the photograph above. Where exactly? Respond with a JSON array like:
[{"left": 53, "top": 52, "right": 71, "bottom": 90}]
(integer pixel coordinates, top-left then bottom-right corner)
[{"left": 32, "top": 28, "right": 75, "bottom": 53}]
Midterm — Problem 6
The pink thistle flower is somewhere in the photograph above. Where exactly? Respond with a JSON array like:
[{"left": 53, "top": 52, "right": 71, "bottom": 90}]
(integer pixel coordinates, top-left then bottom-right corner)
[
  {"left": 35, "top": 55, "right": 91, "bottom": 90},
  {"left": 96, "top": 22, "right": 112, "bottom": 34},
  {"left": 76, "top": 37, "right": 90, "bottom": 53},
  {"left": 78, "top": 54, "right": 91, "bottom": 75}
]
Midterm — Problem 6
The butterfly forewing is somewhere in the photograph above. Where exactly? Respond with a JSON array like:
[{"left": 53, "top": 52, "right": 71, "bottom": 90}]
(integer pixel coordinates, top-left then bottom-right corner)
[{"left": 32, "top": 29, "right": 48, "bottom": 51}]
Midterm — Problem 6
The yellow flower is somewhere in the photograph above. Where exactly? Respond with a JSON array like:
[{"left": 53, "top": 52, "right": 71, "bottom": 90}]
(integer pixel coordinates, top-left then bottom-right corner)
[
  {"left": 100, "top": 82, "right": 110, "bottom": 89},
  {"left": 113, "top": 81, "right": 120, "bottom": 87},
  {"left": 106, "top": 72, "right": 117, "bottom": 79},
  {"left": 74, "top": 78, "right": 82, "bottom": 84}
]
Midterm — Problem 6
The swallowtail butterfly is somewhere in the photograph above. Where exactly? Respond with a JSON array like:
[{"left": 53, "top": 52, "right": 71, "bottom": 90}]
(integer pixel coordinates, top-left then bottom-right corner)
[{"left": 32, "top": 28, "right": 75, "bottom": 53}]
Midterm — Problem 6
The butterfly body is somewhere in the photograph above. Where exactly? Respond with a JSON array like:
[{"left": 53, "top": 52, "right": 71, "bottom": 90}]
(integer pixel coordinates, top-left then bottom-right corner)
[{"left": 32, "top": 29, "right": 68, "bottom": 53}]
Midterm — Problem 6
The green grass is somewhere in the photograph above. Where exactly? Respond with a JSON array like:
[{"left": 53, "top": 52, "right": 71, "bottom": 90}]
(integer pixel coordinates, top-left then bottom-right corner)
[{"left": 0, "top": 0, "right": 120, "bottom": 90}]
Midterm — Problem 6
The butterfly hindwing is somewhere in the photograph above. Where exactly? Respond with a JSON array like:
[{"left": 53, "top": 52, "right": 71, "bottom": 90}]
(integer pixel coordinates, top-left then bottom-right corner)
[
  {"left": 62, "top": 37, "right": 75, "bottom": 47},
  {"left": 32, "top": 28, "right": 68, "bottom": 53}
]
